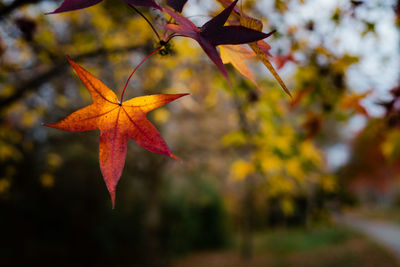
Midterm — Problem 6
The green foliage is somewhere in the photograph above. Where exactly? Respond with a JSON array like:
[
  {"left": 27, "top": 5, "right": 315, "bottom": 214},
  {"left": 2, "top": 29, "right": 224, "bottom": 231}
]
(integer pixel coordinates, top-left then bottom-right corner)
[
  {"left": 161, "top": 176, "right": 231, "bottom": 255},
  {"left": 259, "top": 227, "right": 352, "bottom": 254}
]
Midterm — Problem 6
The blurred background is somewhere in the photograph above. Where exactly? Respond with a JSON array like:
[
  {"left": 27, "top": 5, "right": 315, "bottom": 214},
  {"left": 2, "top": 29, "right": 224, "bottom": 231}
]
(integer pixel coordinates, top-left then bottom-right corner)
[{"left": 1, "top": 0, "right": 400, "bottom": 266}]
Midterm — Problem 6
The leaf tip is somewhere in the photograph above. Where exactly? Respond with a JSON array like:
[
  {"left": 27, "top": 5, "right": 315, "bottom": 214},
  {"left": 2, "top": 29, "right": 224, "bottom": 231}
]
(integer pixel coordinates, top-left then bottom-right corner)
[
  {"left": 179, "top": 93, "right": 190, "bottom": 98},
  {"left": 111, "top": 199, "right": 115, "bottom": 209},
  {"left": 109, "top": 190, "right": 116, "bottom": 209},
  {"left": 42, "top": 122, "right": 54, "bottom": 128},
  {"left": 170, "top": 153, "right": 181, "bottom": 162}
]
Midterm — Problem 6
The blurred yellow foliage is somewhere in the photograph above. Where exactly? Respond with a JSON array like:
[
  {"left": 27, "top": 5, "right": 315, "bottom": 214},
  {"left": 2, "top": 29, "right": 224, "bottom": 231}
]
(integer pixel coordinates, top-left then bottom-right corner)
[
  {"left": 56, "top": 95, "right": 69, "bottom": 108},
  {"left": 40, "top": 173, "right": 55, "bottom": 188},
  {"left": 268, "top": 175, "right": 295, "bottom": 197},
  {"left": 321, "top": 175, "right": 337, "bottom": 193},
  {"left": 286, "top": 158, "right": 305, "bottom": 181},
  {"left": 0, "top": 142, "right": 22, "bottom": 162},
  {"left": 381, "top": 130, "right": 400, "bottom": 161},
  {"left": 382, "top": 139, "right": 394, "bottom": 159},
  {"left": 91, "top": 6, "right": 113, "bottom": 33},
  {"left": 0, "top": 179, "right": 10, "bottom": 194},
  {"left": 230, "top": 160, "right": 254, "bottom": 181},
  {"left": 274, "top": 135, "right": 292, "bottom": 154},
  {"left": 153, "top": 108, "right": 170, "bottom": 124},
  {"left": 280, "top": 197, "right": 295, "bottom": 215},
  {"left": 22, "top": 112, "right": 38, "bottom": 128},
  {"left": 222, "top": 131, "right": 247, "bottom": 147},
  {"left": 0, "top": 85, "right": 14, "bottom": 98},
  {"left": 260, "top": 153, "right": 282, "bottom": 173},
  {"left": 300, "top": 140, "right": 322, "bottom": 166},
  {"left": 333, "top": 54, "right": 359, "bottom": 74},
  {"left": 47, "top": 153, "right": 63, "bottom": 169}
]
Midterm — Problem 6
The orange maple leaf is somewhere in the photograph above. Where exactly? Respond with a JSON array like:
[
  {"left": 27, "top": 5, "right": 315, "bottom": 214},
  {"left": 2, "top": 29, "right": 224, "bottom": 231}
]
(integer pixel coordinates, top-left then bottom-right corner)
[
  {"left": 44, "top": 57, "right": 188, "bottom": 207},
  {"left": 341, "top": 90, "right": 372, "bottom": 117}
]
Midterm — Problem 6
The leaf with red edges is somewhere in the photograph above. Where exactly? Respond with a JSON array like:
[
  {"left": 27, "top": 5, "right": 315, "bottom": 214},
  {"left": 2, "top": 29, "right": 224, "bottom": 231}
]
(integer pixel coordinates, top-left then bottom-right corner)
[
  {"left": 163, "top": 0, "right": 274, "bottom": 85},
  {"left": 44, "top": 57, "right": 187, "bottom": 207}
]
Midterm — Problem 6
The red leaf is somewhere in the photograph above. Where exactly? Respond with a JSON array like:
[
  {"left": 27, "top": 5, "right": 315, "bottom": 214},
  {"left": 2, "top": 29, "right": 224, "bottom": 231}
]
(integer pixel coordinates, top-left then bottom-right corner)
[
  {"left": 163, "top": 0, "right": 273, "bottom": 85},
  {"left": 44, "top": 57, "right": 187, "bottom": 207}
]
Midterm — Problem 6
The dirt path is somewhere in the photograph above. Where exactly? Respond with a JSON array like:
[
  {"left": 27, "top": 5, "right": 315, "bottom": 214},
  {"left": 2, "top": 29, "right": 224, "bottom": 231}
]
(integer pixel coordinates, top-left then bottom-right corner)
[{"left": 337, "top": 213, "right": 400, "bottom": 261}]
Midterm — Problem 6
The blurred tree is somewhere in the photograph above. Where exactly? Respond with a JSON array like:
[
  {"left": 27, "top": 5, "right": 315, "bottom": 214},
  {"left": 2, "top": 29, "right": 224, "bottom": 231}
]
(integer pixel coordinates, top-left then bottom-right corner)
[{"left": 0, "top": 0, "right": 398, "bottom": 266}]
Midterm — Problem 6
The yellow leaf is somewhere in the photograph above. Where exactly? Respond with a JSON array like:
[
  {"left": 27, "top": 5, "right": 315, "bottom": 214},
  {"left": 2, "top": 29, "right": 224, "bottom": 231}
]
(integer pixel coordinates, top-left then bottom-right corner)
[
  {"left": 239, "top": 17, "right": 291, "bottom": 97},
  {"left": 249, "top": 42, "right": 291, "bottom": 97},
  {"left": 220, "top": 45, "right": 257, "bottom": 87}
]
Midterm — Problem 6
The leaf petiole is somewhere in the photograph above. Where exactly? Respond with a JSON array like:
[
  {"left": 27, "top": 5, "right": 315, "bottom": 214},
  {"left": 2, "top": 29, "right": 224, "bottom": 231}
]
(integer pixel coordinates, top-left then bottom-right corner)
[
  {"left": 164, "top": 33, "right": 184, "bottom": 44},
  {"left": 120, "top": 46, "right": 163, "bottom": 102}
]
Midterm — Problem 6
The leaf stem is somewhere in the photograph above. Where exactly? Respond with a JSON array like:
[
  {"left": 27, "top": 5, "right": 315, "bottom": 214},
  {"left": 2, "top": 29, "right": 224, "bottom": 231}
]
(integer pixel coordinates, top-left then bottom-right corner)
[
  {"left": 165, "top": 33, "right": 184, "bottom": 43},
  {"left": 128, "top": 4, "right": 161, "bottom": 41},
  {"left": 120, "top": 47, "right": 162, "bottom": 102}
]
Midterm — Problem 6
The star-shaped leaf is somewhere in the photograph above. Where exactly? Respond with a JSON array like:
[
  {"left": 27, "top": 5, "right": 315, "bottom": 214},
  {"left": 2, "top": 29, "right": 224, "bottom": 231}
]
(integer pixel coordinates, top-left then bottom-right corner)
[
  {"left": 163, "top": 0, "right": 274, "bottom": 85},
  {"left": 47, "top": 0, "right": 160, "bottom": 14},
  {"left": 44, "top": 57, "right": 187, "bottom": 207}
]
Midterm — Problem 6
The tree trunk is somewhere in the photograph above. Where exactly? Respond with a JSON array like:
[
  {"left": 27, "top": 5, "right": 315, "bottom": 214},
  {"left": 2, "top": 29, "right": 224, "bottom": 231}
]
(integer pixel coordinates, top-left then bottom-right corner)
[{"left": 241, "top": 174, "right": 254, "bottom": 259}]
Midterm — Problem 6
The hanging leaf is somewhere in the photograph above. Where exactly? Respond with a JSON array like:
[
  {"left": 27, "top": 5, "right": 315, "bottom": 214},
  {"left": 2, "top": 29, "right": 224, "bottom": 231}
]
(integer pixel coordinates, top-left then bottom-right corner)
[
  {"left": 217, "top": 0, "right": 291, "bottom": 96},
  {"left": 44, "top": 57, "right": 187, "bottom": 207}
]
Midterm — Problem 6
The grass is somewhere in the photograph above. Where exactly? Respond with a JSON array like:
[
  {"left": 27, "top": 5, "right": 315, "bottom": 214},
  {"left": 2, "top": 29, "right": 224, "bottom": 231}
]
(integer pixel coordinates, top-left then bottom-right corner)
[
  {"left": 254, "top": 226, "right": 351, "bottom": 254},
  {"left": 172, "top": 225, "right": 400, "bottom": 267}
]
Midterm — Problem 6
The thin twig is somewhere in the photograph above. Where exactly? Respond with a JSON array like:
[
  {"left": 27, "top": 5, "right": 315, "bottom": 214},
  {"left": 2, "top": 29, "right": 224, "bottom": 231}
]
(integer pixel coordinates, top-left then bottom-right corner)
[{"left": 128, "top": 4, "right": 161, "bottom": 41}]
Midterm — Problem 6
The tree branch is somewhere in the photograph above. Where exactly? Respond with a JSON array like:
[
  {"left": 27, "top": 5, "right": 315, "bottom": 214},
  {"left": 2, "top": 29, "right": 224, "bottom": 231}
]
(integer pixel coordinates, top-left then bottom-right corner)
[{"left": 0, "top": 44, "right": 144, "bottom": 112}]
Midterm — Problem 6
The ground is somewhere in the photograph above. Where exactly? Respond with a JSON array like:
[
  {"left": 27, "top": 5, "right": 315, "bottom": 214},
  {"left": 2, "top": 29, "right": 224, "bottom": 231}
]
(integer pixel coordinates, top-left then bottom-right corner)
[{"left": 172, "top": 226, "right": 399, "bottom": 267}]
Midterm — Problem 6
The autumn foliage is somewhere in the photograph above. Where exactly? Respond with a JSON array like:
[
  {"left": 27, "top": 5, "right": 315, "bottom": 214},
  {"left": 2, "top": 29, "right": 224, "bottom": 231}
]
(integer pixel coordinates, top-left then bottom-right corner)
[{"left": 43, "top": 0, "right": 289, "bottom": 207}]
